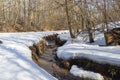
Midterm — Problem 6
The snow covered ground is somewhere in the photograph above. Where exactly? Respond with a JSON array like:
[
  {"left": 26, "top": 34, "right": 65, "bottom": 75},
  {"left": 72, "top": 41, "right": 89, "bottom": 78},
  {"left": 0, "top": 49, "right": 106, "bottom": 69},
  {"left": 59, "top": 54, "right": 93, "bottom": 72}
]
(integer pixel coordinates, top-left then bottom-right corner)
[
  {"left": 57, "top": 23, "right": 120, "bottom": 67},
  {"left": 0, "top": 31, "right": 67, "bottom": 80},
  {"left": 70, "top": 65, "right": 104, "bottom": 80}
]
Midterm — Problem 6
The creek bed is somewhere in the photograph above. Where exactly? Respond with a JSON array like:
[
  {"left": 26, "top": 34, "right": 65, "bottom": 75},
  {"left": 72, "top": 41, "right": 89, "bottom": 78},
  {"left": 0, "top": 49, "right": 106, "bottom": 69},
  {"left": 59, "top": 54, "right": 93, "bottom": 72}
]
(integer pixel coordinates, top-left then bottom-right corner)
[
  {"left": 30, "top": 35, "right": 117, "bottom": 80},
  {"left": 37, "top": 40, "right": 80, "bottom": 80}
]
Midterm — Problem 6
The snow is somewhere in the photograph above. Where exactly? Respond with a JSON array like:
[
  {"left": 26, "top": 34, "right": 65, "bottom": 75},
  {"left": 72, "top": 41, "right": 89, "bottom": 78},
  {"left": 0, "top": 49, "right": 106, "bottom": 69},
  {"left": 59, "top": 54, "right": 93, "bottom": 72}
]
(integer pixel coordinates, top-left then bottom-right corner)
[
  {"left": 57, "top": 31, "right": 70, "bottom": 41},
  {"left": 0, "top": 31, "right": 65, "bottom": 80},
  {"left": 57, "top": 41, "right": 120, "bottom": 66},
  {"left": 70, "top": 65, "right": 104, "bottom": 80},
  {"left": 96, "top": 21, "right": 120, "bottom": 31},
  {"left": 57, "top": 23, "right": 120, "bottom": 66}
]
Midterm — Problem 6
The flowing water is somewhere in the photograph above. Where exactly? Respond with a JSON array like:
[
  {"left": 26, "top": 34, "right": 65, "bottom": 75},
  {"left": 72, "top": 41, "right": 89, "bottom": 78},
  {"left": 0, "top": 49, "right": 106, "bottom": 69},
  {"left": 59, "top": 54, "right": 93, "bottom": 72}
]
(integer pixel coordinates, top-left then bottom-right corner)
[{"left": 38, "top": 40, "right": 80, "bottom": 80}]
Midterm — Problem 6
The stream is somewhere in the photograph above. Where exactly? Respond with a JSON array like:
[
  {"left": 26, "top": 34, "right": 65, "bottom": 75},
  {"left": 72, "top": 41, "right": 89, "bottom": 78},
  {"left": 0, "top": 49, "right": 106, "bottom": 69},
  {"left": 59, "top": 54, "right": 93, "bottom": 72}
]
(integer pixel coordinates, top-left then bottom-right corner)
[{"left": 38, "top": 40, "right": 80, "bottom": 80}]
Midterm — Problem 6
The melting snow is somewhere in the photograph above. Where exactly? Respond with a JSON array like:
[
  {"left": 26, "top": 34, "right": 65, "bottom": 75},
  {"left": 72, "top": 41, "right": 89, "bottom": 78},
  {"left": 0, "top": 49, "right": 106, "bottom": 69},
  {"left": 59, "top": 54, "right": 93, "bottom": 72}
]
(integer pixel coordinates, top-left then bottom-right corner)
[{"left": 70, "top": 65, "right": 104, "bottom": 80}]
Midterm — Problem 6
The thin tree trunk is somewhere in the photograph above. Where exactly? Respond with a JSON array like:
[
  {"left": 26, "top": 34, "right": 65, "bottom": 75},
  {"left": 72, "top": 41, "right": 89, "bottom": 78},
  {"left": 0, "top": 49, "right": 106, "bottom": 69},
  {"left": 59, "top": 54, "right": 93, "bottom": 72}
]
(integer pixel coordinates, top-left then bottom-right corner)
[
  {"left": 84, "top": 0, "right": 94, "bottom": 43},
  {"left": 103, "top": 0, "right": 108, "bottom": 32},
  {"left": 65, "top": 0, "right": 75, "bottom": 38}
]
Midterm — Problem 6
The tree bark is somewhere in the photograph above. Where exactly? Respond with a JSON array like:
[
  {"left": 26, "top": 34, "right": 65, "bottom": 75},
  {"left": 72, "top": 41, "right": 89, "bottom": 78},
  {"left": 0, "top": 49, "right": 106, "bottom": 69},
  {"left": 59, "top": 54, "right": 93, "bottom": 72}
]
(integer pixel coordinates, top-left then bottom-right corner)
[{"left": 65, "top": 0, "right": 75, "bottom": 38}]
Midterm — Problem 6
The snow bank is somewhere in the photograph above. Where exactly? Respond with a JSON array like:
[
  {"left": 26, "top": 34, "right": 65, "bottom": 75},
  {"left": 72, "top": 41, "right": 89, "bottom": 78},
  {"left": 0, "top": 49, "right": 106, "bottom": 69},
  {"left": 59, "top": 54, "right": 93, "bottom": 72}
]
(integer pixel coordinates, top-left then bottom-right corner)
[
  {"left": 57, "top": 42, "right": 120, "bottom": 66},
  {"left": 96, "top": 21, "right": 120, "bottom": 31},
  {"left": 57, "top": 22, "right": 120, "bottom": 66},
  {"left": 70, "top": 65, "right": 104, "bottom": 80},
  {"left": 0, "top": 31, "right": 65, "bottom": 80},
  {"left": 57, "top": 31, "right": 70, "bottom": 40}
]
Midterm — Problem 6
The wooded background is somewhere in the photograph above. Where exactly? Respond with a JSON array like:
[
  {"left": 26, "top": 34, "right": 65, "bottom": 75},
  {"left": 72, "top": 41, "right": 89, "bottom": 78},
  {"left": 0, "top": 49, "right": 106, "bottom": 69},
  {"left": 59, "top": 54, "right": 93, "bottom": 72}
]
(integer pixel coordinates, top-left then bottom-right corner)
[{"left": 0, "top": 0, "right": 119, "bottom": 33}]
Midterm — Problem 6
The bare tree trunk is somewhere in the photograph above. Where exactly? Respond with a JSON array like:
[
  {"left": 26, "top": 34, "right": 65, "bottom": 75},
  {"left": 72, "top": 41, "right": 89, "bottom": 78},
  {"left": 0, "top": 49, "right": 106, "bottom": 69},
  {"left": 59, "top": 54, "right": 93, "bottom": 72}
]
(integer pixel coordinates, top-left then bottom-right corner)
[
  {"left": 84, "top": 0, "right": 94, "bottom": 43},
  {"left": 103, "top": 0, "right": 108, "bottom": 32},
  {"left": 24, "top": 0, "right": 27, "bottom": 28},
  {"left": 65, "top": 0, "right": 75, "bottom": 38}
]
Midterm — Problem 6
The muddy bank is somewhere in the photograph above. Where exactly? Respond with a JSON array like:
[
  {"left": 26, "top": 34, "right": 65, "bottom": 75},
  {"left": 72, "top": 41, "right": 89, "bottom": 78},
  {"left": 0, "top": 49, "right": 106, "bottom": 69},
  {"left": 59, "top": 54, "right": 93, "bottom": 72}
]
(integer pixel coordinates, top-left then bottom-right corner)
[
  {"left": 57, "top": 57, "right": 120, "bottom": 80},
  {"left": 43, "top": 34, "right": 67, "bottom": 46},
  {"left": 55, "top": 37, "right": 66, "bottom": 46},
  {"left": 29, "top": 34, "right": 60, "bottom": 64},
  {"left": 29, "top": 34, "right": 59, "bottom": 64},
  {"left": 29, "top": 39, "right": 46, "bottom": 64}
]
